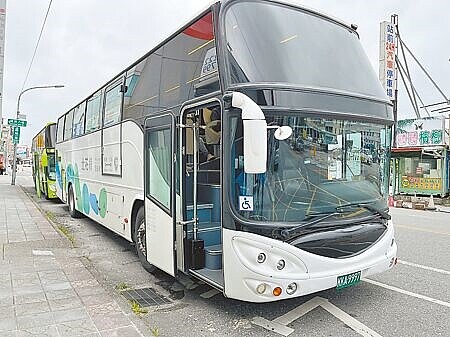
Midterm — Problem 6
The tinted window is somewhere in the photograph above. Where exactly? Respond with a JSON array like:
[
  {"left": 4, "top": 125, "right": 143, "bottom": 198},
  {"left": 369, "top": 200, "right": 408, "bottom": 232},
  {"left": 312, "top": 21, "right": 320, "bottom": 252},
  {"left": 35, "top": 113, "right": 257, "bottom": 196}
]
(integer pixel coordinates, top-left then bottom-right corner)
[
  {"left": 57, "top": 117, "right": 64, "bottom": 143},
  {"left": 72, "top": 102, "right": 86, "bottom": 137},
  {"left": 122, "top": 49, "right": 163, "bottom": 124},
  {"left": 103, "top": 82, "right": 122, "bottom": 127},
  {"left": 147, "top": 128, "right": 171, "bottom": 210},
  {"left": 86, "top": 91, "right": 102, "bottom": 133},
  {"left": 64, "top": 110, "right": 74, "bottom": 141},
  {"left": 160, "top": 12, "right": 218, "bottom": 109},
  {"left": 123, "top": 12, "right": 218, "bottom": 124},
  {"left": 46, "top": 124, "right": 56, "bottom": 148},
  {"left": 225, "top": 2, "right": 386, "bottom": 98}
]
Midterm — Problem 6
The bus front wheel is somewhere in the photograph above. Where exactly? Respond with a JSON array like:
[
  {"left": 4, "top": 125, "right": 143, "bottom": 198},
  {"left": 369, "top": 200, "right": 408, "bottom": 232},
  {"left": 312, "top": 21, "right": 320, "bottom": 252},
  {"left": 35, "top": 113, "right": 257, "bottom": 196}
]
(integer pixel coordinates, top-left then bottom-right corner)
[
  {"left": 134, "top": 207, "right": 155, "bottom": 273},
  {"left": 68, "top": 185, "right": 82, "bottom": 218}
]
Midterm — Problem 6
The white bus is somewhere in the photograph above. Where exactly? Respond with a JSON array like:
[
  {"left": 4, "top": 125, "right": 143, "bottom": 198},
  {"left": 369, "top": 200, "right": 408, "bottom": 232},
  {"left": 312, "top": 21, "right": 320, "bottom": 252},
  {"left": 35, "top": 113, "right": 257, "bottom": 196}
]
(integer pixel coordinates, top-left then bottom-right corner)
[{"left": 55, "top": 0, "right": 397, "bottom": 302}]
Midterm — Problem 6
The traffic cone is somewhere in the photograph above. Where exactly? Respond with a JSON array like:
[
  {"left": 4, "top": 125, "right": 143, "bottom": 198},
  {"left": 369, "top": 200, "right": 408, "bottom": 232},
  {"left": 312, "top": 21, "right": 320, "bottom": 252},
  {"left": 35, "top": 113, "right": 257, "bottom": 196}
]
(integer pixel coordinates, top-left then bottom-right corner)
[
  {"left": 426, "top": 194, "right": 436, "bottom": 211},
  {"left": 388, "top": 195, "right": 394, "bottom": 207}
]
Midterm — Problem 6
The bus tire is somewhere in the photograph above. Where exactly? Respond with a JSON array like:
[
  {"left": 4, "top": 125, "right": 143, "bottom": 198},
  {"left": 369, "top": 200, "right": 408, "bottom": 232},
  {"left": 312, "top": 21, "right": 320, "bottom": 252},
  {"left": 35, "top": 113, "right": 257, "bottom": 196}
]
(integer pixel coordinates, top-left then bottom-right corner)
[
  {"left": 68, "top": 185, "right": 82, "bottom": 218},
  {"left": 134, "top": 207, "right": 155, "bottom": 273}
]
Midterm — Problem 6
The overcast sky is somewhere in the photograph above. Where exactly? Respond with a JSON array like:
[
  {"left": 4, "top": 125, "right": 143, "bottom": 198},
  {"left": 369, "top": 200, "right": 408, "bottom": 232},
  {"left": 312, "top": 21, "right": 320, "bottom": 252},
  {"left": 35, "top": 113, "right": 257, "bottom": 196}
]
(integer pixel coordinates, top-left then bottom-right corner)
[{"left": 2, "top": 0, "right": 450, "bottom": 145}]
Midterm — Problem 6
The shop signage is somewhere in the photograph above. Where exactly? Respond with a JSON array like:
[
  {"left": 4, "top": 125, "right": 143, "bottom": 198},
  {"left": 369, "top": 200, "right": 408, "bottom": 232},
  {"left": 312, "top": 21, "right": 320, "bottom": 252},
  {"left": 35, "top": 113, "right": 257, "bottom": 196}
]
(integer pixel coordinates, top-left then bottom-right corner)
[
  {"left": 396, "top": 117, "right": 445, "bottom": 147},
  {"left": 400, "top": 176, "right": 442, "bottom": 192},
  {"left": 379, "top": 21, "right": 396, "bottom": 99}
]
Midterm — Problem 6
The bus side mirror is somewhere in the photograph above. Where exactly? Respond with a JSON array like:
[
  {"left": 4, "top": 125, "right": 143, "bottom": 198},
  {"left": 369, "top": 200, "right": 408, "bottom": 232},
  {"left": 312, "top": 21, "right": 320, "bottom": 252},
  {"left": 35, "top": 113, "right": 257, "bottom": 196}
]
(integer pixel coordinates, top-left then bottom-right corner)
[{"left": 231, "top": 92, "right": 267, "bottom": 174}]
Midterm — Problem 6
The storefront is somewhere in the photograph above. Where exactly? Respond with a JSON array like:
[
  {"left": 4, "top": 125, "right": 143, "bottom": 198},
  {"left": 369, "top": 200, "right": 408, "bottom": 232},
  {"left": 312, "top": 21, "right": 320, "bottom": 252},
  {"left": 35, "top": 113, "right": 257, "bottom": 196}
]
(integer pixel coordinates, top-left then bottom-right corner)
[{"left": 391, "top": 117, "right": 449, "bottom": 197}]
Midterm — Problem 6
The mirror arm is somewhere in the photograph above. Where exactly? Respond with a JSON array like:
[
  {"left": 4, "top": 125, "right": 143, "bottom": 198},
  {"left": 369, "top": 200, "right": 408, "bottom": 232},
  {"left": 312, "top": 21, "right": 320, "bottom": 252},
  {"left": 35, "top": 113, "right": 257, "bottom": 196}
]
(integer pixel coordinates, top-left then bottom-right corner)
[{"left": 231, "top": 92, "right": 265, "bottom": 120}]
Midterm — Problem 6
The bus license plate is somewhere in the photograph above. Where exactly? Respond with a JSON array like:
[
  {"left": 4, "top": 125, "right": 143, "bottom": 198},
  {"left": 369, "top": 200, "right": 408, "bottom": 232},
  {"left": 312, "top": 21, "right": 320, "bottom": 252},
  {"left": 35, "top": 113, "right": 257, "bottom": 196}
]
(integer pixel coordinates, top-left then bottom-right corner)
[{"left": 336, "top": 271, "right": 361, "bottom": 290}]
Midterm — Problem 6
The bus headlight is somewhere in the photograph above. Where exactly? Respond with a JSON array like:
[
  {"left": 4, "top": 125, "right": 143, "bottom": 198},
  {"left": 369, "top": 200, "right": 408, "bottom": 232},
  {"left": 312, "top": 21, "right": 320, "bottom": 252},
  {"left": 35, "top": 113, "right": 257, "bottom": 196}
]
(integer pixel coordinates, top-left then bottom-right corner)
[
  {"left": 276, "top": 259, "right": 285, "bottom": 270},
  {"left": 49, "top": 184, "right": 56, "bottom": 192},
  {"left": 286, "top": 282, "right": 297, "bottom": 295},
  {"left": 257, "top": 253, "right": 266, "bottom": 263},
  {"left": 256, "top": 283, "right": 267, "bottom": 294}
]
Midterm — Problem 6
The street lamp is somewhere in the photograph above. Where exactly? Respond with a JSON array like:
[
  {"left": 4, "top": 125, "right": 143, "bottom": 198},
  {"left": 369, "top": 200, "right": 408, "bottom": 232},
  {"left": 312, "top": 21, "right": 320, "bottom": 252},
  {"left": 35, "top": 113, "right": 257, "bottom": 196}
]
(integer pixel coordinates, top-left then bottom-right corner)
[{"left": 11, "top": 85, "right": 64, "bottom": 186}]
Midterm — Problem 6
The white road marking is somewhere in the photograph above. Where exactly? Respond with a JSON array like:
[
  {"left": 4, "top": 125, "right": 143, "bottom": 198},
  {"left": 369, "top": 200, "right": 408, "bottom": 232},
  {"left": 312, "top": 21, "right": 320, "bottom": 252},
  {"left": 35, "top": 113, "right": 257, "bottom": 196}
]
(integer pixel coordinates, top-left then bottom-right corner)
[
  {"left": 253, "top": 296, "right": 382, "bottom": 337},
  {"left": 395, "top": 224, "right": 450, "bottom": 236},
  {"left": 273, "top": 296, "right": 320, "bottom": 326},
  {"left": 200, "top": 289, "right": 220, "bottom": 299},
  {"left": 252, "top": 317, "right": 294, "bottom": 336},
  {"left": 398, "top": 260, "right": 450, "bottom": 275},
  {"left": 364, "top": 279, "right": 450, "bottom": 308}
]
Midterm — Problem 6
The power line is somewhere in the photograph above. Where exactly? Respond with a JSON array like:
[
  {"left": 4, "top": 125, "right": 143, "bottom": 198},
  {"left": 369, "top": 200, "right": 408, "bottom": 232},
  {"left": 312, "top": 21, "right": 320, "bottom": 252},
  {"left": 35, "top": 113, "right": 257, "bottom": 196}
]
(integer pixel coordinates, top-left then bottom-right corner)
[{"left": 20, "top": 0, "right": 53, "bottom": 91}]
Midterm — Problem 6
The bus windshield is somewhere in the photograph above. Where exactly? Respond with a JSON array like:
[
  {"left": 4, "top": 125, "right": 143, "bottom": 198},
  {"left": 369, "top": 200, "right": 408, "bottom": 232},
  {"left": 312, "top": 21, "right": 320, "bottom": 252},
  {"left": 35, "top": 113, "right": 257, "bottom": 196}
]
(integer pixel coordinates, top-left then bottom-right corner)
[
  {"left": 224, "top": 1, "right": 386, "bottom": 99},
  {"left": 229, "top": 113, "right": 392, "bottom": 223}
]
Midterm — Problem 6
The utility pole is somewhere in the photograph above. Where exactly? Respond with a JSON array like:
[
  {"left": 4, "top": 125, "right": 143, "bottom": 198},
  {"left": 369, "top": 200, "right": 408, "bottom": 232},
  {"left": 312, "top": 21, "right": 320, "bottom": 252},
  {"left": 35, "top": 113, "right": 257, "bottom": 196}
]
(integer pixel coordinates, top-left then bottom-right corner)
[
  {"left": 11, "top": 85, "right": 64, "bottom": 185},
  {"left": 0, "top": 0, "right": 6, "bottom": 123}
]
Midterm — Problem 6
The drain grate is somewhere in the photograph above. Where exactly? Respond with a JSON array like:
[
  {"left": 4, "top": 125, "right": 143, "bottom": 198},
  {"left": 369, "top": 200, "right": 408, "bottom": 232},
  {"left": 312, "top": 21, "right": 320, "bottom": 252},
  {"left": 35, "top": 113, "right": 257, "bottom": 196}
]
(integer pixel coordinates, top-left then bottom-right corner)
[{"left": 121, "top": 287, "right": 171, "bottom": 307}]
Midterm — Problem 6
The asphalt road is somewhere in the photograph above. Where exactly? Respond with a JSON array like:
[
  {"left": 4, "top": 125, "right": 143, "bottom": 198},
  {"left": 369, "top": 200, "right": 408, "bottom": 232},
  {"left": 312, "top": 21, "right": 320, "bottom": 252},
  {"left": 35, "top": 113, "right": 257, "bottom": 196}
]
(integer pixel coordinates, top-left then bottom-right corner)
[{"left": 15, "top": 170, "right": 450, "bottom": 337}]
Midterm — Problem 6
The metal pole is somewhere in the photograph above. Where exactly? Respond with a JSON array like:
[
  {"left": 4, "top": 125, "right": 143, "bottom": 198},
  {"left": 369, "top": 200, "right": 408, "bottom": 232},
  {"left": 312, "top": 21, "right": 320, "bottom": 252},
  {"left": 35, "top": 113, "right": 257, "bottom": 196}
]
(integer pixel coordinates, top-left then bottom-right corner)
[
  {"left": 392, "top": 14, "right": 399, "bottom": 147},
  {"left": 192, "top": 115, "right": 198, "bottom": 241},
  {"left": 11, "top": 90, "right": 22, "bottom": 185},
  {"left": 11, "top": 85, "right": 64, "bottom": 185}
]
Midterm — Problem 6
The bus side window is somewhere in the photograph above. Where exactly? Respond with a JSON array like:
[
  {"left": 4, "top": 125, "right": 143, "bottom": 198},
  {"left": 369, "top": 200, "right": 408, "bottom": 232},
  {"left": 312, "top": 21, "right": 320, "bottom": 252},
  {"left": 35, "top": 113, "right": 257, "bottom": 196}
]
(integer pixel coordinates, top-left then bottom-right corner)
[
  {"left": 103, "top": 82, "right": 123, "bottom": 127},
  {"left": 72, "top": 102, "right": 86, "bottom": 138},
  {"left": 86, "top": 91, "right": 102, "bottom": 133},
  {"left": 63, "top": 110, "right": 74, "bottom": 141},
  {"left": 57, "top": 116, "right": 65, "bottom": 143}
]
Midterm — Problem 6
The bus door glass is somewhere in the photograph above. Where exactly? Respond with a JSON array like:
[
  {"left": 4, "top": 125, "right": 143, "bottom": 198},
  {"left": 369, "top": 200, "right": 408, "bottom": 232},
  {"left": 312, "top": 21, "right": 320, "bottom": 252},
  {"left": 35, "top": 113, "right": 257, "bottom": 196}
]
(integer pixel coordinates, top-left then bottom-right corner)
[
  {"left": 181, "top": 104, "right": 223, "bottom": 277},
  {"left": 144, "top": 112, "right": 176, "bottom": 276}
]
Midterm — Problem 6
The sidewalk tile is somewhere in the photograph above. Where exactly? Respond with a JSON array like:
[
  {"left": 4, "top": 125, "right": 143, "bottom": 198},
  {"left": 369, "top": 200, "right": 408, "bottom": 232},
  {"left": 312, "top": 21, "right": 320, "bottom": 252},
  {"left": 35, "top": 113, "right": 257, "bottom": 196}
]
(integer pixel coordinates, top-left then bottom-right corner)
[
  {"left": 16, "top": 325, "right": 59, "bottom": 337},
  {"left": 56, "top": 318, "right": 98, "bottom": 337},
  {"left": 100, "top": 326, "right": 143, "bottom": 337},
  {"left": 48, "top": 296, "right": 83, "bottom": 311},
  {"left": 45, "top": 289, "right": 77, "bottom": 300},
  {"left": 80, "top": 293, "right": 115, "bottom": 307},
  {"left": 14, "top": 291, "right": 46, "bottom": 305},
  {"left": 15, "top": 301, "right": 50, "bottom": 316},
  {"left": 42, "top": 282, "right": 72, "bottom": 292},
  {"left": 0, "top": 305, "right": 14, "bottom": 317},
  {"left": 75, "top": 286, "right": 107, "bottom": 297},
  {"left": 16, "top": 311, "right": 54, "bottom": 329},
  {"left": 91, "top": 312, "right": 130, "bottom": 331},
  {"left": 52, "top": 307, "right": 90, "bottom": 324},
  {"left": 13, "top": 285, "right": 43, "bottom": 296},
  {"left": 0, "top": 295, "right": 13, "bottom": 306}
]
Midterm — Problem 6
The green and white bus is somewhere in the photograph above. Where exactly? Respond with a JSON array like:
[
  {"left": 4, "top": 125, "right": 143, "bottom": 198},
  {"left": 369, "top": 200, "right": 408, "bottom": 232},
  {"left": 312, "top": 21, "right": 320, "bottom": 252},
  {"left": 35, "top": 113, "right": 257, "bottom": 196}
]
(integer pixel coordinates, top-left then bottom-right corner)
[
  {"left": 32, "top": 123, "right": 57, "bottom": 199},
  {"left": 56, "top": 0, "right": 397, "bottom": 302}
]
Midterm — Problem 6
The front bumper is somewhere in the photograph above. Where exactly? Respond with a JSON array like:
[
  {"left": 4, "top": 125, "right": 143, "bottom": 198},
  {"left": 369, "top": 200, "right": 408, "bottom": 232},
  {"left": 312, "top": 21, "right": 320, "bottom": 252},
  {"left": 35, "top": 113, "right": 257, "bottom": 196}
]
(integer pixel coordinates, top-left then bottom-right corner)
[{"left": 223, "top": 221, "right": 397, "bottom": 302}]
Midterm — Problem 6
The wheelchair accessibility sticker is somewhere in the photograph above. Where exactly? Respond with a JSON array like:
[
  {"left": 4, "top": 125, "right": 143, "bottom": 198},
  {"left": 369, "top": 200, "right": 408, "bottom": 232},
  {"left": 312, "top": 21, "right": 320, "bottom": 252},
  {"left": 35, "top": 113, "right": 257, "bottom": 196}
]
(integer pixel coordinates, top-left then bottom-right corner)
[{"left": 239, "top": 196, "right": 254, "bottom": 211}]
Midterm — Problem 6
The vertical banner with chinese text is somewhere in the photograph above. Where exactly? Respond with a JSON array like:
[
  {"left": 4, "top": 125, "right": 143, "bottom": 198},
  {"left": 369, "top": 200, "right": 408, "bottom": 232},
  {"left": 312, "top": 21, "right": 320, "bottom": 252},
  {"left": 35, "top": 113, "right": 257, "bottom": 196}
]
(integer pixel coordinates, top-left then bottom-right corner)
[{"left": 379, "top": 21, "right": 397, "bottom": 100}]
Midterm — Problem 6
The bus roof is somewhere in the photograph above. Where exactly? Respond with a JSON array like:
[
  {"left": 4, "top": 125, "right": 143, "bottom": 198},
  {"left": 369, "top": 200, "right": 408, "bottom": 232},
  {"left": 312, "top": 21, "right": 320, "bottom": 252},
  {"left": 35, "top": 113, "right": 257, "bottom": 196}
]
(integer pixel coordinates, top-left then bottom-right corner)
[{"left": 57, "top": 0, "right": 358, "bottom": 120}]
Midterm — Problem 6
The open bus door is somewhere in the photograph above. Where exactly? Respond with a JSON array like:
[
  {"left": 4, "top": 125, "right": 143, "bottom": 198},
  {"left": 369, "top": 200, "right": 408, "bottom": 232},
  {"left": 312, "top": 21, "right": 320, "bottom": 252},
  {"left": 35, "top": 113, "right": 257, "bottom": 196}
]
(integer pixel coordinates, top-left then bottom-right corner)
[{"left": 144, "top": 113, "right": 176, "bottom": 276}]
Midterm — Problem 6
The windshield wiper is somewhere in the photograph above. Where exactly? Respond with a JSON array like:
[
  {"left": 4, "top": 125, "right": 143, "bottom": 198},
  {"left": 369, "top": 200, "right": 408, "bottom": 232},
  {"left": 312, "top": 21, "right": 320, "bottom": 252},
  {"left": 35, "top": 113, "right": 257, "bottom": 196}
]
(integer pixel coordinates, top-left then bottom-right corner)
[
  {"left": 335, "top": 202, "right": 391, "bottom": 220},
  {"left": 278, "top": 212, "right": 340, "bottom": 241},
  {"left": 277, "top": 202, "right": 390, "bottom": 241}
]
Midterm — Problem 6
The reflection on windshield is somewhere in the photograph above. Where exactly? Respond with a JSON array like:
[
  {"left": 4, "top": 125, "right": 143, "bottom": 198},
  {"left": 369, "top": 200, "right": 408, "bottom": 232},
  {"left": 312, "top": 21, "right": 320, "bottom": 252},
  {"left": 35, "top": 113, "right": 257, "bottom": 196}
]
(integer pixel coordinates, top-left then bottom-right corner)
[
  {"left": 230, "top": 114, "right": 391, "bottom": 222},
  {"left": 225, "top": 1, "right": 386, "bottom": 99}
]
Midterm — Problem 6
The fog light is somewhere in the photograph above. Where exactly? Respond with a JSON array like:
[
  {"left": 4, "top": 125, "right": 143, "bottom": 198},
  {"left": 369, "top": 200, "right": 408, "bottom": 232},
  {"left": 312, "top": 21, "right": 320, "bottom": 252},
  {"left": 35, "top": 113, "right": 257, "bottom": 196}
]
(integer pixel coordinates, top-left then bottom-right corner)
[
  {"left": 286, "top": 282, "right": 297, "bottom": 295},
  {"left": 256, "top": 283, "right": 267, "bottom": 294},
  {"left": 257, "top": 253, "right": 266, "bottom": 263},
  {"left": 273, "top": 287, "right": 282, "bottom": 296},
  {"left": 276, "top": 259, "right": 285, "bottom": 270}
]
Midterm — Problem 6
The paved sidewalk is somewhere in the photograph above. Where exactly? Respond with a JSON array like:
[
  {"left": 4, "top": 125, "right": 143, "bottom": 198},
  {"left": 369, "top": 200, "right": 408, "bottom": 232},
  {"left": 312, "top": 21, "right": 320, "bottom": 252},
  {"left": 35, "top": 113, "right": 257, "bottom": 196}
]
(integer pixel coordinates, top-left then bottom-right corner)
[{"left": 0, "top": 176, "right": 145, "bottom": 337}]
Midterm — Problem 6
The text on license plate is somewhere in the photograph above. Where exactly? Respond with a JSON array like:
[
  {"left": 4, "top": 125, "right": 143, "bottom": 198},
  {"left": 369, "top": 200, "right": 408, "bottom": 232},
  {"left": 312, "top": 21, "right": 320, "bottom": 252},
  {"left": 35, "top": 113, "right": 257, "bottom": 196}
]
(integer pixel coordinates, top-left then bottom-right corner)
[{"left": 336, "top": 271, "right": 361, "bottom": 290}]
